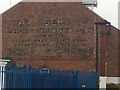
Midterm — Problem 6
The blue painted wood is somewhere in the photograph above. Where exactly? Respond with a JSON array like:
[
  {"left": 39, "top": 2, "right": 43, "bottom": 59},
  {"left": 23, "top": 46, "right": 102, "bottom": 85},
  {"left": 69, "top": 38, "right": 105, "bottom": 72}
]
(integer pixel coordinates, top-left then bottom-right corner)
[{"left": 3, "top": 65, "right": 99, "bottom": 89}]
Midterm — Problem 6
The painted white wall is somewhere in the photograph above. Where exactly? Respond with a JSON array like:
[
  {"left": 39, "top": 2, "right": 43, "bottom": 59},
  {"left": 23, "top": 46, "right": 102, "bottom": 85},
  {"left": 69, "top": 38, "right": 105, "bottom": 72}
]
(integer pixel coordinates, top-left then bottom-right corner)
[
  {"left": 99, "top": 77, "right": 106, "bottom": 89},
  {"left": 99, "top": 76, "right": 120, "bottom": 90},
  {"left": 107, "top": 77, "right": 120, "bottom": 84}
]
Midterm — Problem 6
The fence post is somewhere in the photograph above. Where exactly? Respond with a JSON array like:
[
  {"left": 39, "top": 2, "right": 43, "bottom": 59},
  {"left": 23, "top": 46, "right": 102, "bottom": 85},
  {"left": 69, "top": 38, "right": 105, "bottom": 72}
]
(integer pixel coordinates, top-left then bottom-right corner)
[
  {"left": 13, "top": 65, "right": 16, "bottom": 88},
  {"left": 0, "top": 65, "right": 2, "bottom": 90},
  {"left": 1, "top": 65, "right": 6, "bottom": 89},
  {"left": 0, "top": 60, "right": 10, "bottom": 90},
  {"left": 0, "top": 65, "right": 4, "bottom": 90},
  {"left": 76, "top": 71, "right": 79, "bottom": 88},
  {"left": 29, "top": 67, "right": 32, "bottom": 88}
]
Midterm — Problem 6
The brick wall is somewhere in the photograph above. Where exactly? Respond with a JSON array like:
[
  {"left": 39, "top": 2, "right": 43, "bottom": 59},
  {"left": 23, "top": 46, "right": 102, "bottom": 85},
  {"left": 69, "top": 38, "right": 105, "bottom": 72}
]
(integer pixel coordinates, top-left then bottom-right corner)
[
  {"left": 98, "top": 25, "right": 119, "bottom": 77},
  {"left": 96, "top": 24, "right": 119, "bottom": 77},
  {"left": 0, "top": 14, "right": 2, "bottom": 58},
  {"left": 1, "top": 2, "right": 119, "bottom": 76},
  {"left": 119, "top": 30, "right": 120, "bottom": 76},
  {"left": 107, "top": 26, "right": 119, "bottom": 77}
]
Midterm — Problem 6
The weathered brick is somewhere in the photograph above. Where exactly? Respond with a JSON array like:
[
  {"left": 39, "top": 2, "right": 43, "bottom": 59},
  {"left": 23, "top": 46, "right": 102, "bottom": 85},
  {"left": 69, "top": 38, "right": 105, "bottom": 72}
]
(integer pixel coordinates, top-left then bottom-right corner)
[{"left": 1, "top": 2, "right": 119, "bottom": 77}]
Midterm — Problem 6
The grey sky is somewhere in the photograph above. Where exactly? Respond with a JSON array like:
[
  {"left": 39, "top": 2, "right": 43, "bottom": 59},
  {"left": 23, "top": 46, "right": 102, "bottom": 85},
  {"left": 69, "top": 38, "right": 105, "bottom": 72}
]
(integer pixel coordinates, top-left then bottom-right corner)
[{"left": 0, "top": 0, "right": 119, "bottom": 28}]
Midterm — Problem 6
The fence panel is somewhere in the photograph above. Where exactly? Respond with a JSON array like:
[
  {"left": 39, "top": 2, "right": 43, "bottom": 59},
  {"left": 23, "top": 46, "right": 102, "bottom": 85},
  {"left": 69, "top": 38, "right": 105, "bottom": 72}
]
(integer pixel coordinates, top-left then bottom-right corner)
[
  {"left": 5, "top": 65, "right": 32, "bottom": 89},
  {"left": 77, "top": 71, "right": 99, "bottom": 88},
  {"left": 3, "top": 65, "right": 99, "bottom": 89}
]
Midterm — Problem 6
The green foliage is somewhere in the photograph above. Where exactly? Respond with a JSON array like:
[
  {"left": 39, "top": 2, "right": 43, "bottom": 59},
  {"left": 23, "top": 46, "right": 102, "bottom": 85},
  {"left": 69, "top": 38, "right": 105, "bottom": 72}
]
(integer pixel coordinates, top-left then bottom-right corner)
[
  {"left": 107, "top": 83, "right": 120, "bottom": 90},
  {"left": 97, "top": 78, "right": 100, "bottom": 88}
]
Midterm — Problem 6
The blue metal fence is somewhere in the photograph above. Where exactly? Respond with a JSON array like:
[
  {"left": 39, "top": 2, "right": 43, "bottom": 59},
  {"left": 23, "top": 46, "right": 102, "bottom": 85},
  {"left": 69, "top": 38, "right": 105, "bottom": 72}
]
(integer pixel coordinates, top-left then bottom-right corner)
[{"left": 3, "top": 65, "right": 99, "bottom": 89}]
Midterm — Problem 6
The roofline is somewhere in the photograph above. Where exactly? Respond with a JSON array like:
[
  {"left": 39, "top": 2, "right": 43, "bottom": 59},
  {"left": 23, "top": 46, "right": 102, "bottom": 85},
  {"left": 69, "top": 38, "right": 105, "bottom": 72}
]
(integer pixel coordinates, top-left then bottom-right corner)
[
  {"left": 22, "top": 0, "right": 97, "bottom": 6},
  {"left": 0, "top": 1, "right": 21, "bottom": 15},
  {"left": 1, "top": 1, "right": 118, "bottom": 31},
  {"left": 111, "top": 25, "right": 120, "bottom": 31},
  {"left": 80, "top": 3, "right": 119, "bottom": 31},
  {"left": 22, "top": 0, "right": 83, "bottom": 2}
]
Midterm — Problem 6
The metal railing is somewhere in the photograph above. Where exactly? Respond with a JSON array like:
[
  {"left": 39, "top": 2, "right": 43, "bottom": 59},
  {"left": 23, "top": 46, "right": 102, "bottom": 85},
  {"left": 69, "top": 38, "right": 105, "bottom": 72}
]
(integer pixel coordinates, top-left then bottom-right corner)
[
  {"left": 0, "top": 59, "right": 10, "bottom": 90},
  {"left": 2, "top": 65, "right": 99, "bottom": 89}
]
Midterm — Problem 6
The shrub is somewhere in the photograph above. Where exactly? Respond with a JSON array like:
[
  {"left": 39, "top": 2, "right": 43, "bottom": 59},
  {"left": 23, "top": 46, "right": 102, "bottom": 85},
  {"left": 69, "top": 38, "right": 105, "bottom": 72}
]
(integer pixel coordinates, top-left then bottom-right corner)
[{"left": 106, "top": 83, "right": 120, "bottom": 90}]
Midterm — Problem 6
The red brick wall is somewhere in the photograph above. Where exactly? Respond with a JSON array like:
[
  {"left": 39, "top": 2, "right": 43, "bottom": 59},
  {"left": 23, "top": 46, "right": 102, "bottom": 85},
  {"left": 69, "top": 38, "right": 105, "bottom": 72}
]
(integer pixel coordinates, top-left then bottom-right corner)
[
  {"left": 98, "top": 25, "right": 119, "bottom": 76},
  {"left": 107, "top": 26, "right": 119, "bottom": 77},
  {"left": 2, "top": 2, "right": 97, "bottom": 72},
  {"left": 0, "top": 14, "right": 2, "bottom": 58},
  {"left": 119, "top": 30, "right": 120, "bottom": 76},
  {"left": 97, "top": 25, "right": 108, "bottom": 76},
  {"left": 1, "top": 2, "right": 119, "bottom": 76},
  {"left": 96, "top": 24, "right": 119, "bottom": 77}
]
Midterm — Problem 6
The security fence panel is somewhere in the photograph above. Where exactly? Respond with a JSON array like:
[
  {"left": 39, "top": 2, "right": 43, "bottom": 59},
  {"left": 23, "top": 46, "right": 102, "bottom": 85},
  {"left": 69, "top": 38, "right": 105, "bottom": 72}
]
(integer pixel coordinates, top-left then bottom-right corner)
[{"left": 3, "top": 65, "right": 99, "bottom": 89}]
